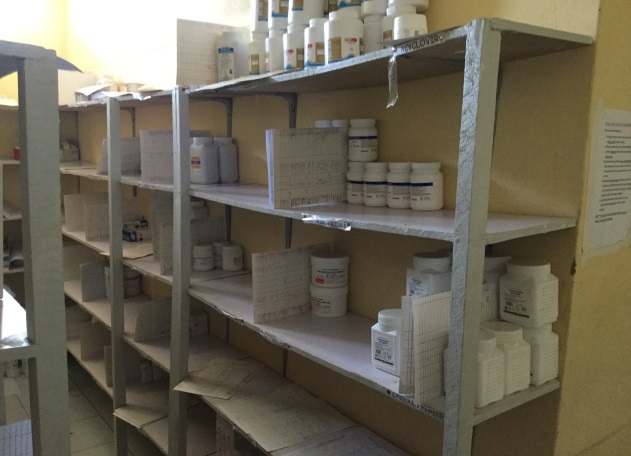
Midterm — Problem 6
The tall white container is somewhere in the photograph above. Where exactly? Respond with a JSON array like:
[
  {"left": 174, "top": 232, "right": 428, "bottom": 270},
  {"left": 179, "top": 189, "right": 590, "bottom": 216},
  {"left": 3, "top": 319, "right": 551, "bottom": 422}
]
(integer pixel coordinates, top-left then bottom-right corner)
[
  {"left": 522, "top": 324, "right": 559, "bottom": 386},
  {"left": 371, "top": 309, "right": 401, "bottom": 375},
  {"left": 190, "top": 137, "right": 219, "bottom": 185},
  {"left": 305, "top": 18, "right": 327, "bottom": 67},
  {"left": 284, "top": 23, "right": 307, "bottom": 69},
  {"left": 499, "top": 260, "right": 559, "bottom": 327},
  {"left": 269, "top": 0, "right": 290, "bottom": 29},
  {"left": 348, "top": 118, "right": 378, "bottom": 162},
  {"left": 407, "top": 252, "right": 451, "bottom": 296},
  {"left": 249, "top": 33, "right": 268, "bottom": 75},
  {"left": 289, "top": 0, "right": 325, "bottom": 24},
  {"left": 481, "top": 321, "right": 531, "bottom": 395},
  {"left": 252, "top": 0, "right": 270, "bottom": 33},
  {"left": 387, "top": 162, "right": 411, "bottom": 209},
  {"left": 325, "top": 8, "right": 363, "bottom": 64},
  {"left": 266, "top": 28, "right": 286, "bottom": 72},
  {"left": 217, "top": 31, "right": 248, "bottom": 81},
  {"left": 346, "top": 162, "right": 365, "bottom": 204},
  {"left": 214, "top": 137, "right": 239, "bottom": 183}
]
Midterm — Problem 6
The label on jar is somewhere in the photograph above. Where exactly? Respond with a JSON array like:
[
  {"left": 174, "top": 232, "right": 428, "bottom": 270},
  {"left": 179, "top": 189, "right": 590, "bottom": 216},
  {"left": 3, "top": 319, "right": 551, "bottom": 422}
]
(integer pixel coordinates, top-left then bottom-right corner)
[
  {"left": 265, "top": 51, "right": 270, "bottom": 70},
  {"left": 311, "top": 295, "right": 333, "bottom": 313},
  {"left": 314, "top": 267, "right": 346, "bottom": 285},
  {"left": 217, "top": 47, "right": 235, "bottom": 81},
  {"left": 293, "top": 0, "right": 304, "bottom": 9},
  {"left": 383, "top": 30, "right": 393, "bottom": 42},
  {"left": 191, "top": 154, "right": 202, "bottom": 170},
  {"left": 502, "top": 286, "right": 530, "bottom": 318},
  {"left": 346, "top": 180, "right": 363, "bottom": 197},
  {"left": 258, "top": 0, "right": 269, "bottom": 21},
  {"left": 373, "top": 333, "right": 395, "bottom": 366},
  {"left": 272, "top": 0, "right": 289, "bottom": 16},
  {"left": 410, "top": 182, "right": 436, "bottom": 202},
  {"left": 364, "top": 182, "right": 386, "bottom": 198},
  {"left": 328, "top": 36, "right": 361, "bottom": 62},
  {"left": 306, "top": 42, "right": 325, "bottom": 66},
  {"left": 349, "top": 136, "right": 378, "bottom": 159},
  {"left": 387, "top": 182, "right": 410, "bottom": 201},
  {"left": 249, "top": 53, "right": 261, "bottom": 75}
]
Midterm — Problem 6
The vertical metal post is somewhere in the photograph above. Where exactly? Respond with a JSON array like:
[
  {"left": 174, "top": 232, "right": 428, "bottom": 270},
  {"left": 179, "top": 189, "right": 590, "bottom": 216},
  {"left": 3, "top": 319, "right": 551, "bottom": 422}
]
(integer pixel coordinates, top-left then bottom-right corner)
[
  {"left": 444, "top": 20, "right": 501, "bottom": 456},
  {"left": 18, "top": 52, "right": 70, "bottom": 456},
  {"left": 225, "top": 205, "right": 232, "bottom": 242},
  {"left": 222, "top": 98, "right": 234, "bottom": 137},
  {"left": 107, "top": 98, "right": 128, "bottom": 456},
  {"left": 168, "top": 87, "right": 191, "bottom": 456},
  {"left": 285, "top": 218, "right": 292, "bottom": 249},
  {"left": 285, "top": 93, "right": 298, "bottom": 128}
]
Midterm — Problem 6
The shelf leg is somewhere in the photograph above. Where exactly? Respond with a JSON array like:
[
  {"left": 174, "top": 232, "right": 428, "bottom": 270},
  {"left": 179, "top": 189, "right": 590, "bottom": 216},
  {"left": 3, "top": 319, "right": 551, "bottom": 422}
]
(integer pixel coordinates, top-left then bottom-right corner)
[
  {"left": 169, "top": 87, "right": 192, "bottom": 456},
  {"left": 18, "top": 51, "right": 70, "bottom": 456},
  {"left": 444, "top": 19, "right": 502, "bottom": 456},
  {"left": 285, "top": 218, "right": 293, "bottom": 249}
]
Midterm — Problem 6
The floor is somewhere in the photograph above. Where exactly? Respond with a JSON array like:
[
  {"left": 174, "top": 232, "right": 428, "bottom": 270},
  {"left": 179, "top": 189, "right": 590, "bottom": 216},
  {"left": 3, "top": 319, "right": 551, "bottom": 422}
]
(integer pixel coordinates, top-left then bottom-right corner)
[{"left": 2, "top": 356, "right": 163, "bottom": 456}]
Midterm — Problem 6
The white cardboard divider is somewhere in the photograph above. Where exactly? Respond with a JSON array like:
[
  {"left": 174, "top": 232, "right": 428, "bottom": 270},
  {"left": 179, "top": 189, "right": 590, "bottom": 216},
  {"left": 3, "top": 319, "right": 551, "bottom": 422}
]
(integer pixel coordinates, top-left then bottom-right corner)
[
  {"left": 84, "top": 199, "right": 110, "bottom": 241},
  {"left": 64, "top": 192, "right": 107, "bottom": 231},
  {"left": 65, "top": 306, "right": 92, "bottom": 339},
  {"left": 266, "top": 127, "right": 347, "bottom": 209},
  {"left": 133, "top": 297, "right": 172, "bottom": 342},
  {"left": 151, "top": 193, "right": 172, "bottom": 262},
  {"left": 63, "top": 244, "right": 105, "bottom": 281},
  {"left": 80, "top": 261, "right": 106, "bottom": 302},
  {"left": 97, "top": 137, "right": 141, "bottom": 176},
  {"left": 158, "top": 222, "right": 174, "bottom": 275},
  {"left": 79, "top": 321, "right": 110, "bottom": 361}
]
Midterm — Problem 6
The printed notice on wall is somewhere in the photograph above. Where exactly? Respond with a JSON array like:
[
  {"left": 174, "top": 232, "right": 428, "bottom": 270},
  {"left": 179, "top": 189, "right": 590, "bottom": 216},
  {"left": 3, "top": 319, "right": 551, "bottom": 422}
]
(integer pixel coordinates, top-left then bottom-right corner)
[{"left": 584, "top": 106, "right": 631, "bottom": 256}]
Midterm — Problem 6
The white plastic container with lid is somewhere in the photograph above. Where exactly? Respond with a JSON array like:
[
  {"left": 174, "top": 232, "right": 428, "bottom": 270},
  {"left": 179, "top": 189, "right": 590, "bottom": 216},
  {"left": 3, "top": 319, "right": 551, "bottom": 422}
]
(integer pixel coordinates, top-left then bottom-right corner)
[
  {"left": 407, "top": 251, "right": 451, "bottom": 296},
  {"left": 349, "top": 118, "right": 378, "bottom": 162},
  {"left": 387, "top": 162, "right": 411, "bottom": 209},
  {"left": 190, "top": 137, "right": 219, "bottom": 185},
  {"left": 284, "top": 23, "right": 307, "bottom": 69},
  {"left": 382, "top": 3, "right": 415, "bottom": 42},
  {"left": 499, "top": 260, "right": 559, "bottom": 327},
  {"left": 305, "top": 18, "right": 327, "bottom": 67},
  {"left": 337, "top": 0, "right": 362, "bottom": 15},
  {"left": 331, "top": 119, "right": 350, "bottom": 129},
  {"left": 481, "top": 254, "right": 512, "bottom": 322},
  {"left": 248, "top": 33, "right": 268, "bottom": 75},
  {"left": 217, "top": 31, "right": 248, "bottom": 81},
  {"left": 363, "top": 15, "right": 386, "bottom": 54},
  {"left": 213, "top": 241, "right": 230, "bottom": 267},
  {"left": 480, "top": 321, "right": 531, "bottom": 395},
  {"left": 193, "top": 244, "right": 214, "bottom": 259},
  {"left": 346, "top": 161, "right": 365, "bottom": 204},
  {"left": 388, "top": 0, "right": 429, "bottom": 13},
  {"left": 252, "top": 0, "right": 270, "bottom": 32},
  {"left": 522, "top": 324, "right": 559, "bottom": 386},
  {"left": 266, "top": 28, "right": 286, "bottom": 72},
  {"left": 393, "top": 13, "right": 428, "bottom": 40},
  {"left": 222, "top": 244, "right": 244, "bottom": 271},
  {"left": 325, "top": 8, "right": 363, "bottom": 64},
  {"left": 410, "top": 162, "right": 443, "bottom": 211},
  {"left": 310, "top": 284, "right": 348, "bottom": 317},
  {"left": 361, "top": 0, "right": 387, "bottom": 18},
  {"left": 193, "top": 256, "right": 214, "bottom": 272},
  {"left": 311, "top": 251, "right": 349, "bottom": 287},
  {"left": 289, "top": 0, "right": 324, "bottom": 24},
  {"left": 315, "top": 119, "right": 332, "bottom": 128},
  {"left": 363, "top": 162, "right": 388, "bottom": 207},
  {"left": 371, "top": 309, "right": 401, "bottom": 375},
  {"left": 214, "top": 137, "right": 239, "bottom": 184},
  {"left": 269, "top": 0, "right": 290, "bottom": 29}
]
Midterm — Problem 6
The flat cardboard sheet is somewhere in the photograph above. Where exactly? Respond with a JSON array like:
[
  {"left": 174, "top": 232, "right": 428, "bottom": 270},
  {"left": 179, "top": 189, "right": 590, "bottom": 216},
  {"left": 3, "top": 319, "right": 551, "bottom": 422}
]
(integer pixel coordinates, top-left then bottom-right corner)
[
  {"left": 80, "top": 261, "right": 106, "bottom": 302},
  {"left": 133, "top": 298, "right": 171, "bottom": 342},
  {"left": 122, "top": 243, "right": 153, "bottom": 260}
]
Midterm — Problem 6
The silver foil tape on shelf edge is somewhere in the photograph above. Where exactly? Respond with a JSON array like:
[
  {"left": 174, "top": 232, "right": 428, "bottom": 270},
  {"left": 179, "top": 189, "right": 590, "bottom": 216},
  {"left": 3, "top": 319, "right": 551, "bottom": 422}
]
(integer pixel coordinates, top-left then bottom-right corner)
[{"left": 301, "top": 215, "right": 352, "bottom": 231}]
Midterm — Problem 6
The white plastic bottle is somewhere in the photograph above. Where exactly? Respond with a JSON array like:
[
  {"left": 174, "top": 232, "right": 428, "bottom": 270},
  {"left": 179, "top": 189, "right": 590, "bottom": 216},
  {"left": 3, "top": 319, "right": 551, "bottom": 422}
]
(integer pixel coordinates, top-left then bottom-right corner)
[
  {"left": 305, "top": 18, "right": 327, "bottom": 67},
  {"left": 269, "top": 0, "right": 290, "bottom": 29},
  {"left": 214, "top": 137, "right": 239, "bottom": 184},
  {"left": 406, "top": 252, "right": 451, "bottom": 296},
  {"left": 315, "top": 119, "right": 332, "bottom": 128},
  {"left": 409, "top": 162, "right": 443, "bottom": 211},
  {"left": 325, "top": 8, "right": 363, "bottom": 64},
  {"left": 364, "top": 15, "right": 386, "bottom": 54},
  {"left": 190, "top": 137, "right": 219, "bottom": 185},
  {"left": 289, "top": 0, "right": 324, "bottom": 25},
  {"left": 222, "top": 244, "right": 244, "bottom": 271},
  {"left": 393, "top": 13, "right": 428, "bottom": 40},
  {"left": 481, "top": 254, "right": 512, "bottom": 322},
  {"left": 361, "top": 0, "right": 387, "bottom": 18},
  {"left": 346, "top": 162, "right": 365, "bottom": 204},
  {"left": 266, "top": 28, "right": 286, "bottom": 72},
  {"left": 284, "top": 23, "right": 307, "bottom": 69},
  {"left": 387, "top": 162, "right": 411, "bottom": 209},
  {"left": 217, "top": 31, "right": 248, "bottom": 81},
  {"left": 371, "top": 309, "right": 401, "bottom": 375},
  {"left": 522, "top": 324, "right": 559, "bottom": 386},
  {"left": 388, "top": 0, "right": 429, "bottom": 13},
  {"left": 382, "top": 3, "right": 415, "bottom": 42},
  {"left": 337, "top": 0, "right": 362, "bottom": 16},
  {"left": 499, "top": 260, "right": 559, "bottom": 327},
  {"left": 363, "top": 162, "right": 388, "bottom": 207},
  {"left": 481, "top": 321, "right": 531, "bottom": 395},
  {"left": 249, "top": 32, "right": 268, "bottom": 75},
  {"left": 349, "top": 118, "right": 378, "bottom": 162},
  {"left": 252, "top": 0, "right": 270, "bottom": 33}
]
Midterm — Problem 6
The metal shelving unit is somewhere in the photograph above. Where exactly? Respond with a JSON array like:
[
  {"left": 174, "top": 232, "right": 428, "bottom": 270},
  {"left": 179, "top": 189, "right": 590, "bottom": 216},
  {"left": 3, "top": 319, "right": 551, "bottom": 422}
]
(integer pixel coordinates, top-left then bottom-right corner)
[
  {"left": 60, "top": 17, "right": 592, "bottom": 456},
  {"left": 0, "top": 40, "right": 70, "bottom": 455}
]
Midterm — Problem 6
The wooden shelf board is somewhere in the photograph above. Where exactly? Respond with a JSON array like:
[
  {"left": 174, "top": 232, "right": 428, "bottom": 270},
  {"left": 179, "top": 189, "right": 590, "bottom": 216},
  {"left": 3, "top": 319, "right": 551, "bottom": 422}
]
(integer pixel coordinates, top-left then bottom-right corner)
[{"left": 66, "top": 336, "right": 113, "bottom": 398}]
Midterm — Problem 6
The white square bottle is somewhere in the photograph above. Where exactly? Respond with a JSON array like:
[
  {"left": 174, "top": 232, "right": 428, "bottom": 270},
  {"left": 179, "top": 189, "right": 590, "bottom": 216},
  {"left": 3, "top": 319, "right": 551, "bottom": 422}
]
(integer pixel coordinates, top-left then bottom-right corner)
[{"left": 522, "top": 324, "right": 559, "bottom": 386}]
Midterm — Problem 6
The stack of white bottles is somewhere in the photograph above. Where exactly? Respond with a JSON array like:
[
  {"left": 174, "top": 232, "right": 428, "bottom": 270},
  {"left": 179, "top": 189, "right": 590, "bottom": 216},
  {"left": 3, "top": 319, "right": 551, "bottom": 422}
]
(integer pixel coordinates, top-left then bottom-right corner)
[
  {"left": 383, "top": 0, "right": 429, "bottom": 42},
  {"left": 190, "top": 136, "right": 239, "bottom": 185},
  {"left": 208, "top": 241, "right": 244, "bottom": 272},
  {"left": 310, "top": 250, "right": 349, "bottom": 317},
  {"left": 192, "top": 244, "right": 214, "bottom": 272}
]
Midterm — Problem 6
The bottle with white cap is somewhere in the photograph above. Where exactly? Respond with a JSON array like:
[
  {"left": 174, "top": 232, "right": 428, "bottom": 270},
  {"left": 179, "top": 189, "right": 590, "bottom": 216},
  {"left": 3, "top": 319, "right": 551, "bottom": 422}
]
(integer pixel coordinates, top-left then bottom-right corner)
[
  {"left": 346, "top": 162, "right": 365, "bottom": 204},
  {"left": 325, "top": 8, "right": 363, "bottom": 64},
  {"left": 409, "top": 162, "right": 443, "bottom": 211},
  {"left": 371, "top": 309, "right": 402, "bottom": 375},
  {"left": 190, "top": 137, "right": 219, "bottom": 185},
  {"left": 305, "top": 18, "right": 328, "bottom": 67},
  {"left": 361, "top": 0, "right": 387, "bottom": 18},
  {"left": 249, "top": 32, "right": 268, "bottom": 75},
  {"left": 481, "top": 321, "right": 531, "bottom": 395},
  {"left": 269, "top": 0, "right": 289, "bottom": 29},
  {"left": 521, "top": 324, "right": 559, "bottom": 386},
  {"left": 266, "top": 28, "right": 286, "bottom": 72},
  {"left": 363, "top": 162, "right": 388, "bottom": 207},
  {"left": 289, "top": 0, "right": 324, "bottom": 25},
  {"left": 481, "top": 254, "right": 512, "bottom": 322},
  {"left": 382, "top": 3, "right": 415, "bottom": 42},
  {"left": 386, "top": 162, "right": 411, "bottom": 209},
  {"left": 364, "top": 15, "right": 386, "bottom": 54},
  {"left": 252, "top": 0, "right": 270, "bottom": 33},
  {"left": 388, "top": 0, "right": 429, "bottom": 13},
  {"left": 217, "top": 31, "right": 248, "bottom": 81},
  {"left": 407, "top": 251, "right": 452, "bottom": 296},
  {"left": 284, "top": 23, "right": 307, "bottom": 69},
  {"left": 499, "top": 260, "right": 559, "bottom": 327},
  {"left": 214, "top": 137, "right": 239, "bottom": 183},
  {"left": 393, "top": 13, "right": 428, "bottom": 40}
]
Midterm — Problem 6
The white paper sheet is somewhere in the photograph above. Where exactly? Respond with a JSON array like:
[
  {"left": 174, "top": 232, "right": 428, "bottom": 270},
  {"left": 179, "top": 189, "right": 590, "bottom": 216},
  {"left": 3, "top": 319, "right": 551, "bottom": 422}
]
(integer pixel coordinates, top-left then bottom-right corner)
[{"left": 80, "top": 261, "right": 106, "bottom": 302}]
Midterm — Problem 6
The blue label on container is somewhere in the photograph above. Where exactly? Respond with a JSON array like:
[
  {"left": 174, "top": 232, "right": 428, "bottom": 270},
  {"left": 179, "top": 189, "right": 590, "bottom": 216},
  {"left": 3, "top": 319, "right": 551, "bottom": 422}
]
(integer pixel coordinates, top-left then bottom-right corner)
[
  {"left": 388, "top": 182, "right": 410, "bottom": 186},
  {"left": 304, "top": 61, "right": 324, "bottom": 67},
  {"left": 410, "top": 182, "right": 434, "bottom": 187},
  {"left": 365, "top": 181, "right": 388, "bottom": 185},
  {"left": 218, "top": 47, "right": 235, "bottom": 54}
]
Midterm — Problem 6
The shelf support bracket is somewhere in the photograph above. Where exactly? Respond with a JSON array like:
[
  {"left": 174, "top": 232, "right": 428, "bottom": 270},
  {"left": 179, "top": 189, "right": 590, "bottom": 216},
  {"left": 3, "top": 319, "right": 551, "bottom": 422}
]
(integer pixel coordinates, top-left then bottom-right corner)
[
  {"left": 225, "top": 205, "right": 232, "bottom": 242},
  {"left": 272, "top": 93, "right": 298, "bottom": 128},
  {"left": 285, "top": 218, "right": 293, "bottom": 249},
  {"left": 444, "top": 19, "right": 502, "bottom": 456},
  {"left": 168, "top": 87, "right": 192, "bottom": 456}
]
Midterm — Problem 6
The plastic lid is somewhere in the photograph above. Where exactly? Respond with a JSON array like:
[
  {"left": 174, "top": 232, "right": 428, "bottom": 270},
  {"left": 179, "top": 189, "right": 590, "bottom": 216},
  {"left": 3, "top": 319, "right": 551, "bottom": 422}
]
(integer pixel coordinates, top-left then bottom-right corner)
[
  {"left": 362, "top": 0, "right": 388, "bottom": 17},
  {"left": 193, "top": 137, "right": 214, "bottom": 145},
  {"left": 378, "top": 309, "right": 402, "bottom": 327},
  {"left": 222, "top": 244, "right": 243, "bottom": 254},
  {"left": 389, "top": 162, "right": 412, "bottom": 172},
  {"left": 388, "top": 0, "right": 429, "bottom": 13},
  {"left": 287, "top": 22, "right": 307, "bottom": 33},
  {"left": 412, "top": 162, "right": 441, "bottom": 171},
  {"left": 213, "top": 137, "right": 234, "bottom": 144},
  {"left": 348, "top": 162, "right": 365, "bottom": 171},
  {"left": 413, "top": 252, "right": 451, "bottom": 272},
  {"left": 364, "top": 162, "right": 388, "bottom": 172},
  {"left": 222, "top": 31, "right": 244, "bottom": 41},
  {"left": 364, "top": 14, "right": 385, "bottom": 23},
  {"left": 315, "top": 120, "right": 333, "bottom": 128},
  {"left": 507, "top": 260, "right": 551, "bottom": 276},
  {"left": 331, "top": 119, "right": 350, "bottom": 127},
  {"left": 309, "top": 18, "right": 328, "bottom": 27},
  {"left": 269, "top": 28, "right": 287, "bottom": 38},
  {"left": 386, "top": 3, "right": 416, "bottom": 16},
  {"left": 330, "top": 8, "right": 360, "bottom": 19},
  {"left": 251, "top": 31, "right": 268, "bottom": 41},
  {"left": 522, "top": 324, "right": 553, "bottom": 338},
  {"left": 484, "top": 255, "right": 512, "bottom": 272},
  {"left": 310, "top": 283, "right": 349, "bottom": 296},
  {"left": 480, "top": 321, "right": 523, "bottom": 343},
  {"left": 350, "top": 118, "right": 376, "bottom": 127},
  {"left": 478, "top": 329, "right": 497, "bottom": 354},
  {"left": 311, "top": 251, "right": 349, "bottom": 261},
  {"left": 193, "top": 244, "right": 214, "bottom": 257}
]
